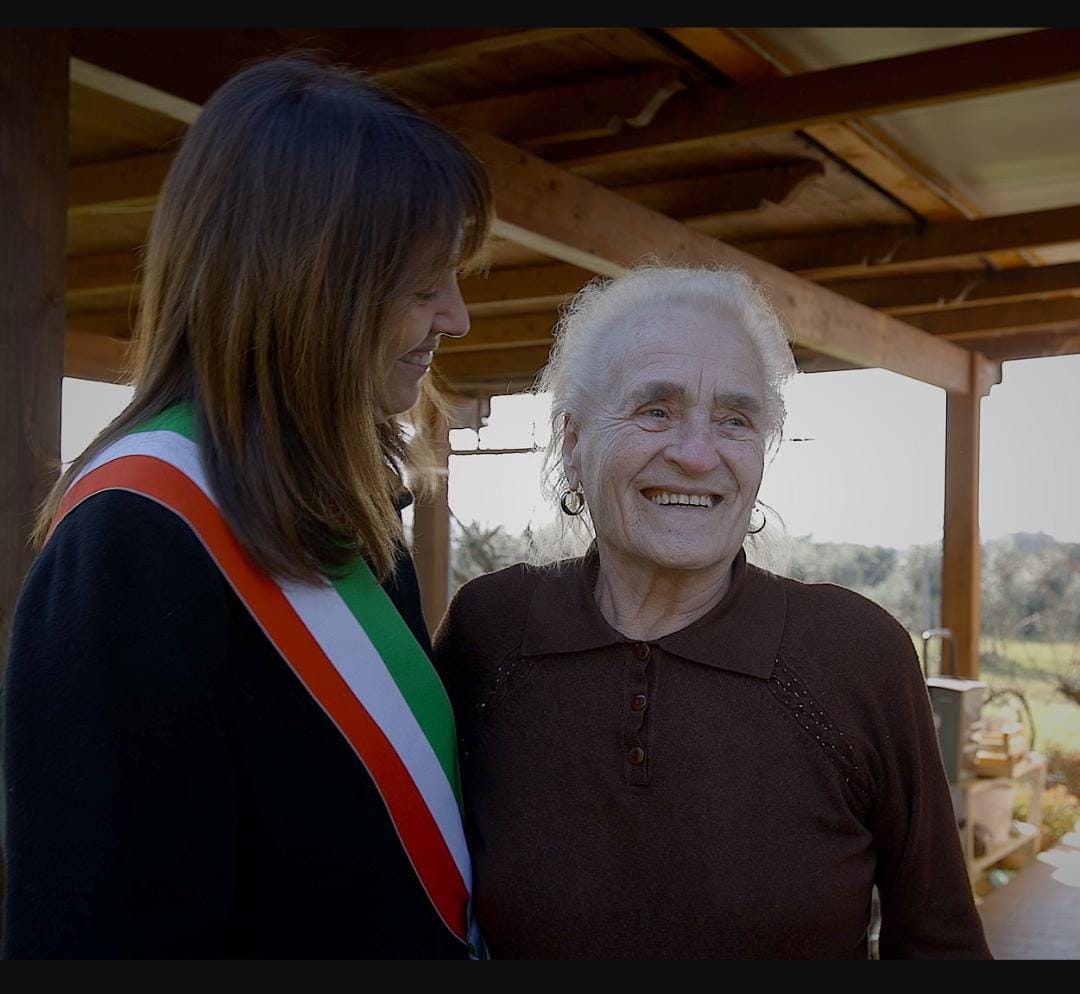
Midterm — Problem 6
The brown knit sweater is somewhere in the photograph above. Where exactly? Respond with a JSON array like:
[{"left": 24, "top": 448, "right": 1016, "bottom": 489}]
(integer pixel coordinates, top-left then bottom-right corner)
[{"left": 433, "top": 547, "right": 992, "bottom": 960}]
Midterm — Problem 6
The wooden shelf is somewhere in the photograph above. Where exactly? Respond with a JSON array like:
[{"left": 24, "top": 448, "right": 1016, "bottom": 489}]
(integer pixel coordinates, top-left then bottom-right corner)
[
  {"left": 952, "top": 751, "right": 1048, "bottom": 881},
  {"left": 969, "top": 820, "right": 1040, "bottom": 875}
]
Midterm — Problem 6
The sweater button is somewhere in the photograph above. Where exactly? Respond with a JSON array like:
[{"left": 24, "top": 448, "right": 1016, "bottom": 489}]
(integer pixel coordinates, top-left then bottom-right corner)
[
  {"left": 633, "top": 642, "right": 650, "bottom": 661},
  {"left": 628, "top": 746, "right": 646, "bottom": 765},
  {"left": 630, "top": 694, "right": 647, "bottom": 712}
]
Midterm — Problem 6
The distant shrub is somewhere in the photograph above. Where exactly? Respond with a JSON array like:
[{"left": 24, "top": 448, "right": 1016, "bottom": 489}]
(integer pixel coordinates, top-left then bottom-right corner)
[{"left": 1046, "top": 746, "right": 1080, "bottom": 797}]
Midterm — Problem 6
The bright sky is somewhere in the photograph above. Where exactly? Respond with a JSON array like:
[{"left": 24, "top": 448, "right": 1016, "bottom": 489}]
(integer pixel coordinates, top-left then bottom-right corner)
[{"left": 62, "top": 352, "right": 1080, "bottom": 550}]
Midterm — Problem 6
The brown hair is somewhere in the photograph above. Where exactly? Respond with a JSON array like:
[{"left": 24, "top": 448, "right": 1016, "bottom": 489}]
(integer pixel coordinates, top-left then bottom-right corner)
[{"left": 34, "top": 53, "right": 492, "bottom": 582}]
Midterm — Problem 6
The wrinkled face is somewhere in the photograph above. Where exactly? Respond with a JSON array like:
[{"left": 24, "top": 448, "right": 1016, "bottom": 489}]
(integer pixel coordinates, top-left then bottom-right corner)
[
  {"left": 563, "top": 303, "right": 767, "bottom": 577},
  {"left": 379, "top": 267, "right": 470, "bottom": 420}
]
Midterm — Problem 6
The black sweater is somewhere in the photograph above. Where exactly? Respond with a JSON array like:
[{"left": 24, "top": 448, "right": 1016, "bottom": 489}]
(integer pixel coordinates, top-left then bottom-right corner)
[{"left": 2, "top": 490, "right": 465, "bottom": 959}]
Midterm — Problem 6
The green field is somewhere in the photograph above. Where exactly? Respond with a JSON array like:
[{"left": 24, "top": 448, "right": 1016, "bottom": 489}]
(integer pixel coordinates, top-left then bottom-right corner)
[{"left": 976, "top": 638, "right": 1080, "bottom": 753}]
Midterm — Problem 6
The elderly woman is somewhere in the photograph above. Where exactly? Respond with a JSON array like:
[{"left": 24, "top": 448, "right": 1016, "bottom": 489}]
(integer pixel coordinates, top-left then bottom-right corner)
[{"left": 433, "top": 264, "right": 991, "bottom": 960}]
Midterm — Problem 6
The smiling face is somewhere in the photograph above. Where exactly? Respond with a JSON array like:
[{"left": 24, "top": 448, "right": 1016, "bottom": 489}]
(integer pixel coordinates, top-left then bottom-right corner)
[
  {"left": 563, "top": 302, "right": 767, "bottom": 579},
  {"left": 378, "top": 266, "right": 470, "bottom": 420}
]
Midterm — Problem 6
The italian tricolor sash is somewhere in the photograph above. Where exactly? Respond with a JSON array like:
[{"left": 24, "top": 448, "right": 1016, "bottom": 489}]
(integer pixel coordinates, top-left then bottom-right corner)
[{"left": 49, "top": 403, "right": 480, "bottom": 953}]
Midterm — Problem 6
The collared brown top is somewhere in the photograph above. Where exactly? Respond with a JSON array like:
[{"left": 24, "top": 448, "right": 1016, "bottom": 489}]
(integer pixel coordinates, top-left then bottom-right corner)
[{"left": 433, "top": 547, "right": 992, "bottom": 960}]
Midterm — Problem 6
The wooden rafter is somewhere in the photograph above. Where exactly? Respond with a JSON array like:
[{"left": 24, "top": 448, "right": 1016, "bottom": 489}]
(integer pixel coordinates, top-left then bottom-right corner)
[
  {"left": 433, "top": 69, "right": 686, "bottom": 146},
  {"left": 67, "top": 249, "right": 142, "bottom": 299},
  {"left": 955, "top": 329, "right": 1080, "bottom": 360},
  {"left": 821, "top": 261, "right": 1080, "bottom": 314},
  {"left": 69, "top": 151, "right": 175, "bottom": 213},
  {"left": 612, "top": 159, "right": 824, "bottom": 221},
  {"left": 71, "top": 28, "right": 599, "bottom": 109},
  {"left": 740, "top": 204, "right": 1080, "bottom": 276},
  {"left": 66, "top": 328, "right": 131, "bottom": 382},
  {"left": 67, "top": 309, "right": 133, "bottom": 338},
  {"left": 435, "top": 344, "right": 552, "bottom": 384},
  {"left": 905, "top": 297, "right": 1080, "bottom": 339},
  {"left": 460, "top": 262, "right": 593, "bottom": 317},
  {"left": 545, "top": 29, "right": 1080, "bottom": 168},
  {"left": 440, "top": 314, "right": 558, "bottom": 352}
]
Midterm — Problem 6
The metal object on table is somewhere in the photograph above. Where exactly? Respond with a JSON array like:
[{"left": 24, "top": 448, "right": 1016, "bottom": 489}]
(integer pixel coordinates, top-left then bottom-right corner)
[{"left": 920, "top": 626, "right": 955, "bottom": 678}]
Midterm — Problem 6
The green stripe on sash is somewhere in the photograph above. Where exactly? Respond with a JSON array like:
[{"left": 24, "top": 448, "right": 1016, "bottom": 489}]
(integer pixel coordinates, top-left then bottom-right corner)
[
  {"left": 135, "top": 403, "right": 198, "bottom": 439},
  {"left": 331, "top": 568, "right": 462, "bottom": 804}
]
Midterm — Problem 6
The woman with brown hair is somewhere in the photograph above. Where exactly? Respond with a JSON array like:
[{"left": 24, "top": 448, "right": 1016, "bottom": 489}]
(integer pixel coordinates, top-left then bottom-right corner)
[{"left": 2, "top": 53, "right": 492, "bottom": 958}]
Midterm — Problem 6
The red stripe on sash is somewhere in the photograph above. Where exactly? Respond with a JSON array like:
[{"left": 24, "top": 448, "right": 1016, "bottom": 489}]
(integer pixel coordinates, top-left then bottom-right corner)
[{"left": 55, "top": 454, "right": 469, "bottom": 942}]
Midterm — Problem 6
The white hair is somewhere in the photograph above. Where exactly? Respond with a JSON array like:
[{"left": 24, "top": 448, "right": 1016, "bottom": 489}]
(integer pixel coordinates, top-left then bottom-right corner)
[{"left": 528, "top": 262, "right": 798, "bottom": 567}]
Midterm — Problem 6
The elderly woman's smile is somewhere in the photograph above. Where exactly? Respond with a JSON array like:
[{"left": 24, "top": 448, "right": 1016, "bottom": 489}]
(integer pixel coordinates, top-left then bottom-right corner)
[{"left": 641, "top": 488, "right": 718, "bottom": 507}]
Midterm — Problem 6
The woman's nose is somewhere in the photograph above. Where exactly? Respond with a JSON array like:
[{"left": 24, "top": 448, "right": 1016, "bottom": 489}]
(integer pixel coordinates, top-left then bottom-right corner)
[
  {"left": 435, "top": 278, "right": 470, "bottom": 339},
  {"left": 664, "top": 420, "right": 721, "bottom": 473}
]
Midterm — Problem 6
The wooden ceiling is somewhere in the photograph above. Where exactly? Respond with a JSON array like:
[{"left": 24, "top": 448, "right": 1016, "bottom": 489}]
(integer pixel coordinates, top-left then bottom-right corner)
[{"left": 60, "top": 27, "right": 1080, "bottom": 397}]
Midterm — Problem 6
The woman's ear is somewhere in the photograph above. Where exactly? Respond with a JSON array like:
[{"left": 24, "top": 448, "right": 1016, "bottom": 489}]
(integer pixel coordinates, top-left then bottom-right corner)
[{"left": 562, "top": 414, "right": 581, "bottom": 491}]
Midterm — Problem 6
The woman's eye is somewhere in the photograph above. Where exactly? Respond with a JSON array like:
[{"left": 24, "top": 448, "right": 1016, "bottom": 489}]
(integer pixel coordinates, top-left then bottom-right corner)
[
  {"left": 719, "top": 414, "right": 749, "bottom": 428},
  {"left": 415, "top": 289, "right": 439, "bottom": 303},
  {"left": 645, "top": 408, "right": 668, "bottom": 419}
]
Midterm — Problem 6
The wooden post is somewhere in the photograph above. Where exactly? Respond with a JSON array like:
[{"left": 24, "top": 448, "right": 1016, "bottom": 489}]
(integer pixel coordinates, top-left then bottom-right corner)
[
  {"left": 0, "top": 26, "right": 69, "bottom": 950},
  {"left": 0, "top": 30, "right": 69, "bottom": 673},
  {"left": 941, "top": 353, "right": 1000, "bottom": 678},
  {"left": 411, "top": 406, "right": 452, "bottom": 636}
]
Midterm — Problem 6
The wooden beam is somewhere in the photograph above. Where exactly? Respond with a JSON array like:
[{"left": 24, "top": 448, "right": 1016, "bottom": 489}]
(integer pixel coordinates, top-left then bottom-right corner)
[
  {"left": 442, "top": 316, "right": 557, "bottom": 354},
  {"left": 67, "top": 250, "right": 142, "bottom": 300},
  {"left": 1, "top": 29, "right": 69, "bottom": 672},
  {"left": 820, "top": 261, "right": 1080, "bottom": 314},
  {"left": 905, "top": 297, "right": 1080, "bottom": 339},
  {"left": 434, "top": 344, "right": 553, "bottom": 384},
  {"left": 663, "top": 26, "right": 1036, "bottom": 271},
  {"left": 790, "top": 347, "right": 862, "bottom": 374},
  {"left": 613, "top": 159, "right": 824, "bottom": 221},
  {"left": 348, "top": 27, "right": 607, "bottom": 77},
  {"left": 70, "top": 54, "right": 201, "bottom": 122},
  {"left": 941, "top": 352, "right": 994, "bottom": 679},
  {"left": 67, "top": 310, "right": 135, "bottom": 338},
  {"left": 465, "top": 128, "right": 975, "bottom": 393},
  {"left": 739, "top": 204, "right": 1080, "bottom": 277},
  {"left": 433, "top": 69, "right": 685, "bottom": 146},
  {"left": 68, "top": 151, "right": 174, "bottom": 215},
  {"left": 546, "top": 29, "right": 1080, "bottom": 167},
  {"left": 70, "top": 28, "right": 602, "bottom": 120},
  {"left": 461, "top": 262, "right": 593, "bottom": 317},
  {"left": 65, "top": 330, "right": 132, "bottom": 383},
  {"left": 948, "top": 329, "right": 1080, "bottom": 361},
  {"left": 411, "top": 405, "right": 451, "bottom": 633}
]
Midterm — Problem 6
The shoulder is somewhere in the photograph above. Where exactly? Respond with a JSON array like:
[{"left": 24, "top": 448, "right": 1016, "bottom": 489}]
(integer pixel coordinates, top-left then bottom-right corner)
[
  {"left": 434, "top": 557, "right": 573, "bottom": 663},
  {"left": 17, "top": 489, "right": 233, "bottom": 646},
  {"left": 758, "top": 566, "right": 921, "bottom": 685},
  {"left": 41, "top": 487, "right": 219, "bottom": 575},
  {"left": 450, "top": 560, "right": 546, "bottom": 609}
]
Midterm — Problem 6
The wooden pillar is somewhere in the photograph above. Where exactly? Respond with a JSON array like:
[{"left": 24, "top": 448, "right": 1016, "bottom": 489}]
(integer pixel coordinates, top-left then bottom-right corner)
[
  {"left": 0, "top": 26, "right": 69, "bottom": 949},
  {"left": 1, "top": 30, "right": 69, "bottom": 672},
  {"left": 940, "top": 353, "right": 999, "bottom": 679},
  {"left": 412, "top": 407, "right": 452, "bottom": 635}
]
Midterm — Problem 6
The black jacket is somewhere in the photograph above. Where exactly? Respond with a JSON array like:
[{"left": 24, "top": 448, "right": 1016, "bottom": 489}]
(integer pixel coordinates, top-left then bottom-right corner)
[{"left": 2, "top": 490, "right": 465, "bottom": 959}]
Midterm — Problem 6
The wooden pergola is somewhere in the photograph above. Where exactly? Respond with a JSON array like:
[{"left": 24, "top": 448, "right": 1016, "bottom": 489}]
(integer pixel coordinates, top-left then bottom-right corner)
[{"left": 6, "top": 27, "right": 1080, "bottom": 681}]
